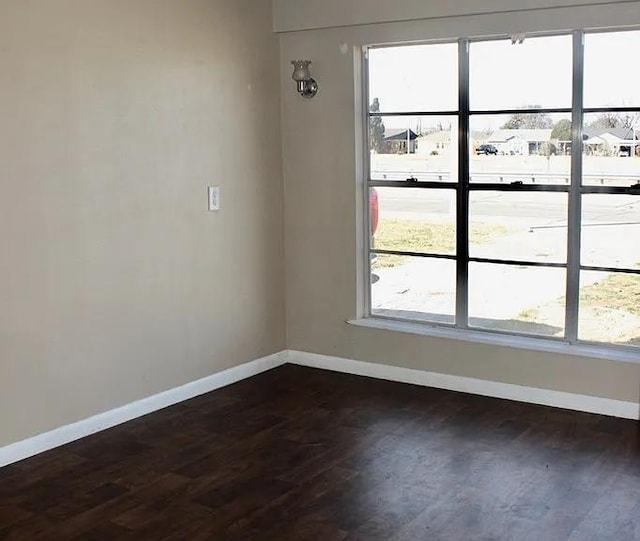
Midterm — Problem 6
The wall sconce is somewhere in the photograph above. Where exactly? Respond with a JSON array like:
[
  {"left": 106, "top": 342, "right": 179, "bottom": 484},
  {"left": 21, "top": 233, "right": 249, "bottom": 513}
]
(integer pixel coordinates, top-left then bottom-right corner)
[{"left": 291, "top": 60, "right": 318, "bottom": 99}]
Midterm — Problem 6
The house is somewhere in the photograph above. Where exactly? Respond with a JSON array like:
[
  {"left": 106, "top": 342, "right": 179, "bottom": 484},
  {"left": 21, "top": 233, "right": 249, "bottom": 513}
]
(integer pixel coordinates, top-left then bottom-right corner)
[
  {"left": 3, "top": 1, "right": 640, "bottom": 539},
  {"left": 382, "top": 128, "right": 418, "bottom": 153},
  {"left": 487, "top": 128, "right": 553, "bottom": 155},
  {"left": 583, "top": 127, "right": 639, "bottom": 156},
  {"left": 471, "top": 132, "right": 491, "bottom": 149},
  {"left": 416, "top": 130, "right": 491, "bottom": 156},
  {"left": 417, "top": 130, "right": 453, "bottom": 155}
]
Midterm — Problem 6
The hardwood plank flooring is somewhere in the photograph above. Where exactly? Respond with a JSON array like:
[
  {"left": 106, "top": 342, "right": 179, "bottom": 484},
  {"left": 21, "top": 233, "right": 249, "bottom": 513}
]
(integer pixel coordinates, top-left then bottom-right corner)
[{"left": 1, "top": 364, "right": 639, "bottom": 540}]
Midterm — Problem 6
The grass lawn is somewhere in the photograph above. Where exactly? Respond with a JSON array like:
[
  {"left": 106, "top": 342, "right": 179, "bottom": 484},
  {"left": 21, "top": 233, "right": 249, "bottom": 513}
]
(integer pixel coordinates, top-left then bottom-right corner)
[
  {"left": 373, "top": 219, "right": 511, "bottom": 268},
  {"left": 518, "top": 272, "right": 640, "bottom": 320},
  {"left": 580, "top": 272, "right": 640, "bottom": 317},
  {"left": 517, "top": 267, "right": 640, "bottom": 345}
]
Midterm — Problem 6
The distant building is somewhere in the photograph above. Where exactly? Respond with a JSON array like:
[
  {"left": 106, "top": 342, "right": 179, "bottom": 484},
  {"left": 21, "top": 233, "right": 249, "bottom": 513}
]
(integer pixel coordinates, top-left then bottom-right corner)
[
  {"left": 417, "top": 130, "right": 453, "bottom": 155},
  {"left": 471, "top": 132, "right": 490, "bottom": 152},
  {"left": 486, "top": 129, "right": 553, "bottom": 156},
  {"left": 416, "top": 130, "right": 488, "bottom": 156},
  {"left": 382, "top": 129, "right": 418, "bottom": 154},
  {"left": 583, "top": 127, "right": 639, "bottom": 157}
]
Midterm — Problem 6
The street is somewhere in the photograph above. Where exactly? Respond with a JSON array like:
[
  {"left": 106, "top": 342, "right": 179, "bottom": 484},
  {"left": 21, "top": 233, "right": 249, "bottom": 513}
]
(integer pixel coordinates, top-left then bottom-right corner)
[{"left": 376, "top": 185, "right": 640, "bottom": 225}]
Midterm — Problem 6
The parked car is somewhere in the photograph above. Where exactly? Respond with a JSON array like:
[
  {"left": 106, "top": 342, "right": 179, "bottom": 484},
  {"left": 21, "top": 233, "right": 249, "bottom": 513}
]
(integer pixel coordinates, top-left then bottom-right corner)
[{"left": 475, "top": 144, "right": 498, "bottom": 155}]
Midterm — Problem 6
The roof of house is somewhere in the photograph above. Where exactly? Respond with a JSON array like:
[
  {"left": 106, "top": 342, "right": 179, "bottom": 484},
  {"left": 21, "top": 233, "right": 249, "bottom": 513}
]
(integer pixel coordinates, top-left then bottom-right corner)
[
  {"left": 418, "top": 130, "right": 488, "bottom": 142},
  {"left": 418, "top": 130, "right": 452, "bottom": 143},
  {"left": 583, "top": 127, "right": 637, "bottom": 141},
  {"left": 384, "top": 129, "right": 418, "bottom": 141},
  {"left": 488, "top": 129, "right": 552, "bottom": 144}
]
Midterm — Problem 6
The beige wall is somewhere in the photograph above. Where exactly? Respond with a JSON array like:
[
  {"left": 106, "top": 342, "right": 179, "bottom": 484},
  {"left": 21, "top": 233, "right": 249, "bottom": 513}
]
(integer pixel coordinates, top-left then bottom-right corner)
[
  {"left": 281, "top": 3, "right": 640, "bottom": 403},
  {"left": 0, "top": 0, "right": 285, "bottom": 447},
  {"left": 273, "top": 0, "right": 639, "bottom": 32}
]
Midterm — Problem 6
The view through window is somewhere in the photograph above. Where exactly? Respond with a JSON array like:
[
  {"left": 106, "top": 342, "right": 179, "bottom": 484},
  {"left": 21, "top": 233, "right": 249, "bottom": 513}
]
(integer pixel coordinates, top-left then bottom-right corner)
[{"left": 367, "top": 30, "right": 640, "bottom": 349}]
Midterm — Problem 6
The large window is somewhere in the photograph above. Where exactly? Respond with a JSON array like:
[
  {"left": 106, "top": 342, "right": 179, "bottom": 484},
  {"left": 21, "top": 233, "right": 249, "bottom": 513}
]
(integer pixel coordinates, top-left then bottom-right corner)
[{"left": 366, "top": 30, "right": 640, "bottom": 350}]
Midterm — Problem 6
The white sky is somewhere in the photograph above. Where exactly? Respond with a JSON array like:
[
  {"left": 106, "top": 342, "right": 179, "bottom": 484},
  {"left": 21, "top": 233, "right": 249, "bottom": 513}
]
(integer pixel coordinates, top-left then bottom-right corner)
[{"left": 369, "top": 30, "right": 640, "bottom": 132}]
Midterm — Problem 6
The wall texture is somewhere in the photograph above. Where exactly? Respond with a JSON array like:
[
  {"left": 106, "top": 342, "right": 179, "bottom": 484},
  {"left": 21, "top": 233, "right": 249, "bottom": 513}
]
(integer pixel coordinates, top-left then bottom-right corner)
[
  {"left": 281, "top": 2, "right": 640, "bottom": 403},
  {"left": 0, "top": 0, "right": 285, "bottom": 447},
  {"left": 274, "top": 0, "right": 640, "bottom": 32}
]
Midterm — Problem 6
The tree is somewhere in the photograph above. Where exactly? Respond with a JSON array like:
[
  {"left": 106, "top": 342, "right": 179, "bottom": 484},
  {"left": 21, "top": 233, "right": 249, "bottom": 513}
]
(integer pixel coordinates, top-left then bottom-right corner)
[
  {"left": 590, "top": 112, "right": 621, "bottom": 130},
  {"left": 369, "top": 98, "right": 386, "bottom": 153},
  {"left": 539, "top": 141, "right": 557, "bottom": 157},
  {"left": 551, "top": 119, "right": 572, "bottom": 141},
  {"left": 501, "top": 105, "right": 553, "bottom": 130},
  {"left": 618, "top": 113, "right": 639, "bottom": 130},
  {"left": 588, "top": 112, "right": 640, "bottom": 130}
]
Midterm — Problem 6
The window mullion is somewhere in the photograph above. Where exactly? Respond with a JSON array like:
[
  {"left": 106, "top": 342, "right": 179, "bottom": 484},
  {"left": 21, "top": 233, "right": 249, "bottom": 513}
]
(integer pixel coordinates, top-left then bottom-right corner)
[
  {"left": 565, "top": 31, "right": 585, "bottom": 342},
  {"left": 456, "top": 39, "right": 471, "bottom": 329}
]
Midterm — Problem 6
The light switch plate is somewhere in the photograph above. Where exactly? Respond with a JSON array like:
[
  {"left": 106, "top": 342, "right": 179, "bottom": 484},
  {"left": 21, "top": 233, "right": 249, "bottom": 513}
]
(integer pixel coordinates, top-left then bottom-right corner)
[{"left": 208, "top": 186, "right": 220, "bottom": 211}]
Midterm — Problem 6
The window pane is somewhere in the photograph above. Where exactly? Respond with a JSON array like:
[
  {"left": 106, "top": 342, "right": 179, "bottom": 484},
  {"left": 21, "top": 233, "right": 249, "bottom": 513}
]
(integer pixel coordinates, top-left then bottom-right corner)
[
  {"left": 368, "top": 43, "right": 458, "bottom": 113},
  {"left": 369, "top": 116, "right": 458, "bottom": 182},
  {"left": 371, "top": 255, "right": 456, "bottom": 324},
  {"left": 470, "top": 192, "right": 568, "bottom": 263},
  {"left": 584, "top": 30, "right": 640, "bottom": 108},
  {"left": 582, "top": 112, "right": 640, "bottom": 185},
  {"left": 581, "top": 194, "right": 640, "bottom": 270},
  {"left": 469, "top": 263, "right": 566, "bottom": 337},
  {"left": 470, "top": 114, "right": 571, "bottom": 184},
  {"left": 372, "top": 188, "right": 456, "bottom": 256},
  {"left": 579, "top": 270, "right": 640, "bottom": 346},
  {"left": 470, "top": 35, "right": 572, "bottom": 110}
]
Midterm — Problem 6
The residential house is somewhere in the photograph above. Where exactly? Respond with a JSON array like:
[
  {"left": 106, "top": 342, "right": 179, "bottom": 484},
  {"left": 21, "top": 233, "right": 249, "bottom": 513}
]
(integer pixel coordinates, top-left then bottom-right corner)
[
  {"left": 487, "top": 128, "right": 553, "bottom": 155},
  {"left": 417, "top": 130, "right": 453, "bottom": 155},
  {"left": 416, "top": 130, "right": 491, "bottom": 156},
  {"left": 583, "top": 127, "right": 639, "bottom": 156},
  {"left": 382, "top": 128, "right": 418, "bottom": 154}
]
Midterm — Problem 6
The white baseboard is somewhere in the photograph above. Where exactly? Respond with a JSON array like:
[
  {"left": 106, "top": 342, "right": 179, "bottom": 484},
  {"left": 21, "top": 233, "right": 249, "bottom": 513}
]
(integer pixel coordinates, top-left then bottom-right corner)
[
  {"left": 286, "top": 350, "right": 640, "bottom": 421},
  {"left": 3, "top": 348, "right": 637, "bottom": 469},
  {"left": 0, "top": 351, "right": 287, "bottom": 469}
]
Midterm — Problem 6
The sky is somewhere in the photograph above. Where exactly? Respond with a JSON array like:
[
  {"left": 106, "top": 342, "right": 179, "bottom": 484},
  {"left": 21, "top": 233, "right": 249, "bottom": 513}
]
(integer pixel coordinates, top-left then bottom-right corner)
[{"left": 368, "top": 30, "right": 640, "bottom": 132}]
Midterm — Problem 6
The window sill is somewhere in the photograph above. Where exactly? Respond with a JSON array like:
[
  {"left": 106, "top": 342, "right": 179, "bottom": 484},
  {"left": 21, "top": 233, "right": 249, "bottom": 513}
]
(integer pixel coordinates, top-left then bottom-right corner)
[{"left": 347, "top": 317, "right": 640, "bottom": 365}]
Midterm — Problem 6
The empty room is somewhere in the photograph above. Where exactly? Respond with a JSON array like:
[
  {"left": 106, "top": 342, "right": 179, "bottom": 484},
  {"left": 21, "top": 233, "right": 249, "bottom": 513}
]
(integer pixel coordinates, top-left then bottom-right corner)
[{"left": 2, "top": 0, "right": 640, "bottom": 539}]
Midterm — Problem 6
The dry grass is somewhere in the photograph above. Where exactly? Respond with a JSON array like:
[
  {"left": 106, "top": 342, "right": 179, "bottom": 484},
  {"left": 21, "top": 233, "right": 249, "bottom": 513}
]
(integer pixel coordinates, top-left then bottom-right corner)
[
  {"left": 580, "top": 272, "right": 640, "bottom": 317},
  {"left": 373, "top": 219, "right": 511, "bottom": 269},
  {"left": 517, "top": 269, "right": 640, "bottom": 345}
]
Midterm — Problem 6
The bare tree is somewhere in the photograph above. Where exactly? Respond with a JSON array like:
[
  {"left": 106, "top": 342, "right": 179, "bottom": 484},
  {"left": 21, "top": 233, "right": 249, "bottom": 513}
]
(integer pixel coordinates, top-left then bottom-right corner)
[
  {"left": 589, "top": 112, "right": 640, "bottom": 130},
  {"left": 501, "top": 105, "right": 553, "bottom": 129}
]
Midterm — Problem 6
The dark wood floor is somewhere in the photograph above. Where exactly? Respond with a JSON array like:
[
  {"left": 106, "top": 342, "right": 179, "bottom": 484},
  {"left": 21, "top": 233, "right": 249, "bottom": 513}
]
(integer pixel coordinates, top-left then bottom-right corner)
[{"left": 1, "top": 364, "right": 639, "bottom": 540}]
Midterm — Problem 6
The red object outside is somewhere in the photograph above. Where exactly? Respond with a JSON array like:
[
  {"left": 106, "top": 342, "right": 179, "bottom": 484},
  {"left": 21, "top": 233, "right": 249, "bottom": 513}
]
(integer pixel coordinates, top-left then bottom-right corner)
[{"left": 370, "top": 188, "right": 379, "bottom": 235}]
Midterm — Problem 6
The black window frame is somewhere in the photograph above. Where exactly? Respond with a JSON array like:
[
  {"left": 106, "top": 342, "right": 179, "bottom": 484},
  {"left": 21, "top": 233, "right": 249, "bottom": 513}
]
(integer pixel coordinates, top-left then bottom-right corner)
[{"left": 364, "top": 29, "right": 640, "bottom": 351}]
